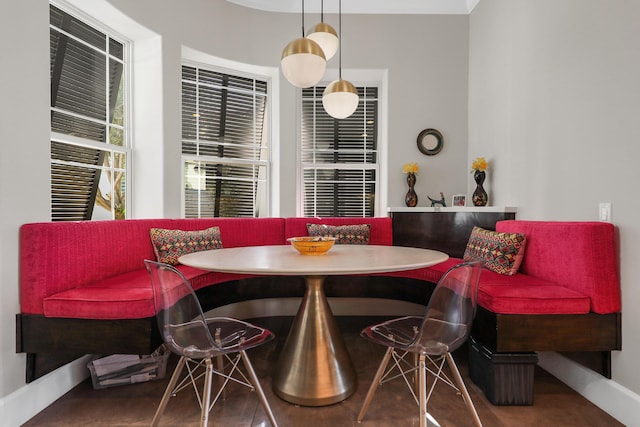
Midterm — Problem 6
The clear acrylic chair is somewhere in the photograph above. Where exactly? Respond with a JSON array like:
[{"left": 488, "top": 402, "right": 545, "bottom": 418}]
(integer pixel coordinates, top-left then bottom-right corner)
[
  {"left": 357, "top": 261, "right": 484, "bottom": 427},
  {"left": 144, "top": 260, "right": 278, "bottom": 427}
]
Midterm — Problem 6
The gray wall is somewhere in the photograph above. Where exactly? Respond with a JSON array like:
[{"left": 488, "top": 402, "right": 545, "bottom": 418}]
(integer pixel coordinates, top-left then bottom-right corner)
[
  {"left": 469, "top": 1, "right": 640, "bottom": 424},
  {"left": 1, "top": 0, "right": 51, "bottom": 404}
]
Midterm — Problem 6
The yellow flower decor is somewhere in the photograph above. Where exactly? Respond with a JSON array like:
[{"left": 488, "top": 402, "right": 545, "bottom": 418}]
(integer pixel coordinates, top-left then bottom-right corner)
[
  {"left": 471, "top": 157, "right": 488, "bottom": 172},
  {"left": 402, "top": 163, "right": 419, "bottom": 174}
]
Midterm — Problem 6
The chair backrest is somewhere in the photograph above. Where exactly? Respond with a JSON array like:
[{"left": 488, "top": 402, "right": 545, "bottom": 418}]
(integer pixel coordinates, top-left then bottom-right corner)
[
  {"left": 144, "top": 260, "right": 216, "bottom": 358},
  {"left": 413, "top": 261, "right": 483, "bottom": 355}
]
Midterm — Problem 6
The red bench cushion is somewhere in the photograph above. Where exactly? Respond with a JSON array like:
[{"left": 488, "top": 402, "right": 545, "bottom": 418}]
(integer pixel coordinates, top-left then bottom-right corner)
[
  {"left": 387, "top": 258, "right": 461, "bottom": 283},
  {"left": 43, "top": 269, "right": 156, "bottom": 319},
  {"left": 476, "top": 269, "right": 590, "bottom": 314},
  {"left": 407, "top": 258, "right": 591, "bottom": 315},
  {"left": 42, "top": 267, "right": 254, "bottom": 320}
]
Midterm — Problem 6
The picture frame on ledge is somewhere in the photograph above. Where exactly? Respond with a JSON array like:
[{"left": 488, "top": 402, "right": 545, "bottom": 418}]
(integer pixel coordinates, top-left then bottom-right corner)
[{"left": 452, "top": 194, "right": 466, "bottom": 207}]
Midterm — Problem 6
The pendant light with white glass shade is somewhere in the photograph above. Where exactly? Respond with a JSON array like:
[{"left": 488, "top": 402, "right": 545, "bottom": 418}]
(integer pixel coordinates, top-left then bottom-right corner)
[
  {"left": 322, "top": 0, "right": 359, "bottom": 119},
  {"left": 281, "top": 0, "right": 327, "bottom": 88},
  {"left": 306, "top": 0, "right": 338, "bottom": 60}
]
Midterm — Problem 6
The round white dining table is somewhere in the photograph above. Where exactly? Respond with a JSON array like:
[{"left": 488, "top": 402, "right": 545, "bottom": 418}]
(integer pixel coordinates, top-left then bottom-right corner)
[{"left": 179, "top": 244, "right": 449, "bottom": 406}]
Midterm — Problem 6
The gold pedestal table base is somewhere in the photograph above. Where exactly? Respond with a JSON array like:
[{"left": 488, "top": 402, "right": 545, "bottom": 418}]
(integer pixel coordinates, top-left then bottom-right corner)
[{"left": 272, "top": 275, "right": 357, "bottom": 406}]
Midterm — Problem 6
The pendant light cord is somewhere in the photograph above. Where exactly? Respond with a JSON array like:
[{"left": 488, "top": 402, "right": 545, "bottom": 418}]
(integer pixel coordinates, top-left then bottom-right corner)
[
  {"left": 301, "top": 0, "right": 305, "bottom": 37},
  {"left": 321, "top": 0, "right": 324, "bottom": 22},
  {"left": 338, "top": 0, "right": 342, "bottom": 79}
]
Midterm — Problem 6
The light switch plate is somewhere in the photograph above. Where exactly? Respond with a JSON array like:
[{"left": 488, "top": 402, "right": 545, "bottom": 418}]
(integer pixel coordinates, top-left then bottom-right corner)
[{"left": 599, "top": 202, "right": 612, "bottom": 222}]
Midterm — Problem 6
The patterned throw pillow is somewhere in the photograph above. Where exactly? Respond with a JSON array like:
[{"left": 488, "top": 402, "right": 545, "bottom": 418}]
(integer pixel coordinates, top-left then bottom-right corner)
[
  {"left": 306, "top": 223, "right": 371, "bottom": 245},
  {"left": 149, "top": 227, "right": 223, "bottom": 265},
  {"left": 463, "top": 226, "right": 527, "bottom": 275}
]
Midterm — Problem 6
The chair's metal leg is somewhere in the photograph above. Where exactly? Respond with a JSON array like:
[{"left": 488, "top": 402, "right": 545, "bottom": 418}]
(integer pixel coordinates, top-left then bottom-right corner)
[
  {"left": 419, "top": 355, "right": 427, "bottom": 427},
  {"left": 357, "top": 346, "right": 394, "bottom": 422},
  {"left": 152, "top": 356, "right": 187, "bottom": 427},
  {"left": 419, "top": 355, "right": 443, "bottom": 427},
  {"left": 216, "top": 354, "right": 226, "bottom": 401},
  {"left": 413, "top": 352, "right": 420, "bottom": 395},
  {"left": 200, "top": 359, "right": 214, "bottom": 427},
  {"left": 214, "top": 327, "right": 226, "bottom": 402},
  {"left": 240, "top": 350, "right": 278, "bottom": 427},
  {"left": 445, "top": 353, "right": 483, "bottom": 427}
]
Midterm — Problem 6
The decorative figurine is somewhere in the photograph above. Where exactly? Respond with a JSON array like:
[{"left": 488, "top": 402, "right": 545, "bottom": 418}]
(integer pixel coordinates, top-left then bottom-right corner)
[{"left": 428, "top": 192, "right": 446, "bottom": 207}]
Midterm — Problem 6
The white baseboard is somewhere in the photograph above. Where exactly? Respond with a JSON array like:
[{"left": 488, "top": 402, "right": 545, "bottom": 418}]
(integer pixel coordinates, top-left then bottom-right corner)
[
  {"left": 538, "top": 352, "right": 640, "bottom": 427},
  {"left": 1, "top": 355, "right": 92, "bottom": 427}
]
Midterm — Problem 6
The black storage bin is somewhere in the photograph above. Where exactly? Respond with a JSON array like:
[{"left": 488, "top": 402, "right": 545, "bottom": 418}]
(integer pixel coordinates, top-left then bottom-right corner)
[{"left": 468, "top": 336, "right": 538, "bottom": 405}]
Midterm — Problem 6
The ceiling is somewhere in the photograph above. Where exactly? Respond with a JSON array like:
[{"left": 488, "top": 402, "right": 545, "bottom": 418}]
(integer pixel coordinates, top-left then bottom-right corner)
[{"left": 226, "top": 0, "right": 480, "bottom": 15}]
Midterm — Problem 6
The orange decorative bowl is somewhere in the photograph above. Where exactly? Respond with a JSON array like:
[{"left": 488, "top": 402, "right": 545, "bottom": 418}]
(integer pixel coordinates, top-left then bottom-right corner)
[{"left": 287, "top": 236, "right": 336, "bottom": 255}]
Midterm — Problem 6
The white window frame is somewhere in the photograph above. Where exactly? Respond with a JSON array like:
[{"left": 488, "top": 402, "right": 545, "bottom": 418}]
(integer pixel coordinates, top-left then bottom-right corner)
[
  {"left": 49, "top": 0, "right": 132, "bottom": 220},
  {"left": 180, "top": 52, "right": 276, "bottom": 218},
  {"left": 297, "top": 69, "right": 388, "bottom": 217}
]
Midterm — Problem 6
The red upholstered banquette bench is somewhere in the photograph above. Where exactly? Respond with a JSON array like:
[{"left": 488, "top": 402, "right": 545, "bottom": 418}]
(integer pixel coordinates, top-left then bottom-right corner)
[
  {"left": 16, "top": 217, "right": 620, "bottom": 385},
  {"left": 16, "top": 217, "right": 394, "bottom": 381},
  {"left": 19, "top": 218, "right": 287, "bottom": 321},
  {"left": 431, "top": 220, "right": 621, "bottom": 385}
]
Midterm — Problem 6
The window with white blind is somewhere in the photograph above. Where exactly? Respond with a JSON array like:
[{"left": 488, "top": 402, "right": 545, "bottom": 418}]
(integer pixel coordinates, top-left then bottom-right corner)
[
  {"left": 301, "top": 85, "right": 378, "bottom": 217},
  {"left": 181, "top": 64, "right": 269, "bottom": 218},
  {"left": 49, "top": 3, "right": 129, "bottom": 221}
]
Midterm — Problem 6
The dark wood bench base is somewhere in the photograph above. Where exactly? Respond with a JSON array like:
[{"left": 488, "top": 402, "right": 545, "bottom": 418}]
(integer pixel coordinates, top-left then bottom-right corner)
[
  {"left": 471, "top": 306, "right": 622, "bottom": 378},
  {"left": 16, "top": 315, "right": 161, "bottom": 383}
]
